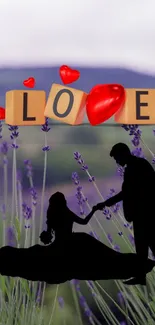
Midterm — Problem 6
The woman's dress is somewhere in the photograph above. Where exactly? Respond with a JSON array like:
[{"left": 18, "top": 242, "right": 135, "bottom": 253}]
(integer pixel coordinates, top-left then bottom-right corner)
[{"left": 0, "top": 232, "right": 154, "bottom": 284}]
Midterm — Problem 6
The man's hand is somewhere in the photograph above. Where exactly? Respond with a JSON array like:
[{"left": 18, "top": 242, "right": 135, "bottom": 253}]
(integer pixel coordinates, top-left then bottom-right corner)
[{"left": 95, "top": 202, "right": 105, "bottom": 211}]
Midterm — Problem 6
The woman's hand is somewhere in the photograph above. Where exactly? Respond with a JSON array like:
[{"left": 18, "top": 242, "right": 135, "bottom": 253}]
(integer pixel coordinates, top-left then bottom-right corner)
[{"left": 94, "top": 202, "right": 105, "bottom": 211}]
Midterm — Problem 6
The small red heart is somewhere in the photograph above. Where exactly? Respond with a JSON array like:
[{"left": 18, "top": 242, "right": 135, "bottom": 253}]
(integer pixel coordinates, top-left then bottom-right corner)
[
  {"left": 86, "top": 84, "right": 126, "bottom": 126},
  {"left": 23, "top": 77, "right": 35, "bottom": 88},
  {"left": 0, "top": 107, "right": 5, "bottom": 120},
  {"left": 59, "top": 65, "right": 80, "bottom": 84}
]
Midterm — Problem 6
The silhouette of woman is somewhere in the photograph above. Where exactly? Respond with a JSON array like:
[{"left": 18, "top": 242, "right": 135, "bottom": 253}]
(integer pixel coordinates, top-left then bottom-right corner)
[{"left": 39, "top": 192, "right": 96, "bottom": 245}]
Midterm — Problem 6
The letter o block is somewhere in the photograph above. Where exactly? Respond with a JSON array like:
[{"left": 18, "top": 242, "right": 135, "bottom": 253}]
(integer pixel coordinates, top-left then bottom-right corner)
[
  {"left": 5, "top": 90, "right": 46, "bottom": 126},
  {"left": 44, "top": 84, "right": 88, "bottom": 125},
  {"left": 115, "top": 89, "right": 155, "bottom": 124}
]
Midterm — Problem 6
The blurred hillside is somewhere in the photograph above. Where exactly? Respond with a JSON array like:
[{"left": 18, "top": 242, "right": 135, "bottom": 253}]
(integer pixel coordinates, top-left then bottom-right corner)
[{"left": 0, "top": 124, "right": 154, "bottom": 189}]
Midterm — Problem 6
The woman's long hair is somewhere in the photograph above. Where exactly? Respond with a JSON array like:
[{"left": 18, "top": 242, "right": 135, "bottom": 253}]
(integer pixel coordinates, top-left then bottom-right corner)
[{"left": 39, "top": 192, "right": 67, "bottom": 245}]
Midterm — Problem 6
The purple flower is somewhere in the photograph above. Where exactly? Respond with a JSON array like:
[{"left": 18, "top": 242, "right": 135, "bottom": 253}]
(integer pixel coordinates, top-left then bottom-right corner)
[
  {"left": 30, "top": 187, "right": 37, "bottom": 206},
  {"left": 58, "top": 297, "right": 64, "bottom": 308},
  {"left": 11, "top": 143, "right": 18, "bottom": 149},
  {"left": 6, "top": 226, "right": 15, "bottom": 246},
  {"left": 0, "top": 141, "right": 9, "bottom": 155},
  {"left": 79, "top": 294, "right": 93, "bottom": 319},
  {"left": 42, "top": 145, "right": 50, "bottom": 151},
  {"left": 122, "top": 125, "right": 130, "bottom": 131},
  {"left": 41, "top": 118, "right": 50, "bottom": 132},
  {"left": 72, "top": 172, "right": 80, "bottom": 185},
  {"left": 3, "top": 156, "right": 8, "bottom": 164},
  {"left": 17, "top": 170, "right": 22, "bottom": 182},
  {"left": 117, "top": 166, "right": 124, "bottom": 178},
  {"left": 117, "top": 291, "right": 125, "bottom": 305},
  {"left": 122, "top": 124, "right": 142, "bottom": 148},
  {"left": 76, "top": 187, "right": 83, "bottom": 205},
  {"left": 103, "top": 207, "right": 111, "bottom": 220},
  {"left": 109, "top": 188, "right": 115, "bottom": 196},
  {"left": 87, "top": 281, "right": 94, "bottom": 289},
  {"left": 113, "top": 203, "right": 120, "bottom": 213},
  {"left": 74, "top": 152, "right": 88, "bottom": 170},
  {"left": 36, "top": 286, "right": 42, "bottom": 303},
  {"left": 24, "top": 159, "right": 33, "bottom": 178},
  {"left": 70, "top": 279, "right": 79, "bottom": 285},
  {"left": 72, "top": 173, "right": 87, "bottom": 215},
  {"left": 124, "top": 223, "right": 129, "bottom": 228},
  {"left": 132, "top": 147, "right": 144, "bottom": 158},
  {"left": 22, "top": 203, "right": 32, "bottom": 220},
  {"left": 132, "top": 136, "right": 140, "bottom": 147},
  {"left": 88, "top": 176, "right": 95, "bottom": 182},
  {"left": 70, "top": 279, "right": 80, "bottom": 290},
  {"left": 8, "top": 125, "right": 19, "bottom": 139},
  {"left": 103, "top": 207, "right": 109, "bottom": 216},
  {"left": 107, "top": 233, "right": 113, "bottom": 243},
  {"left": 152, "top": 156, "right": 155, "bottom": 164},
  {"left": 129, "top": 234, "right": 134, "bottom": 245},
  {"left": 118, "top": 231, "right": 123, "bottom": 236},
  {"left": 114, "top": 245, "right": 120, "bottom": 252}
]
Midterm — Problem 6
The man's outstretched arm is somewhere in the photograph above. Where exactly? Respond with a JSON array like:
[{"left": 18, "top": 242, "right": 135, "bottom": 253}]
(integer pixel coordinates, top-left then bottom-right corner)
[{"left": 95, "top": 191, "right": 123, "bottom": 210}]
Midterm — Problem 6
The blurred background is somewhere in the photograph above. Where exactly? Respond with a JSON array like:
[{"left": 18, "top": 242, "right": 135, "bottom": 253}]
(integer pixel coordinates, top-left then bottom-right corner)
[{"left": 0, "top": 0, "right": 155, "bottom": 324}]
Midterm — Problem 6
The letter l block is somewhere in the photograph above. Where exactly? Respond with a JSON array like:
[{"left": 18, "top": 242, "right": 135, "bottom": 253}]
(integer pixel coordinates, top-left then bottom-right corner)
[
  {"left": 44, "top": 84, "right": 88, "bottom": 125},
  {"left": 5, "top": 90, "right": 46, "bottom": 125}
]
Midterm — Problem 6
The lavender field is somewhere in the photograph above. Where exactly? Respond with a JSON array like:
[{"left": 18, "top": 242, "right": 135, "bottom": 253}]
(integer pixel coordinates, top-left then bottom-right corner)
[{"left": 0, "top": 119, "right": 155, "bottom": 325}]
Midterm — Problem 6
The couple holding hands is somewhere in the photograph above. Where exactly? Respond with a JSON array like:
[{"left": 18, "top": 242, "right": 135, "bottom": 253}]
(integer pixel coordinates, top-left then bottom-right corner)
[{"left": 40, "top": 142, "right": 155, "bottom": 286}]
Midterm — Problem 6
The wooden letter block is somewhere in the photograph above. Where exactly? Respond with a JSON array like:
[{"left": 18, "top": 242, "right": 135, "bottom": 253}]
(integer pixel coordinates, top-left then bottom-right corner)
[
  {"left": 44, "top": 83, "right": 87, "bottom": 125},
  {"left": 115, "top": 89, "right": 155, "bottom": 124},
  {"left": 5, "top": 90, "right": 46, "bottom": 126}
]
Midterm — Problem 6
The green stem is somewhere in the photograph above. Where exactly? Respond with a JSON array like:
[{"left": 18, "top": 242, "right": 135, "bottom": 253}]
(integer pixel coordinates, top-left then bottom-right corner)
[
  {"left": 39, "top": 133, "right": 48, "bottom": 239},
  {"left": 13, "top": 140, "right": 18, "bottom": 219},
  {"left": 141, "top": 136, "right": 154, "bottom": 157},
  {"left": 70, "top": 283, "right": 83, "bottom": 325},
  {"left": 11, "top": 148, "right": 15, "bottom": 224},
  {"left": 48, "top": 285, "right": 59, "bottom": 325}
]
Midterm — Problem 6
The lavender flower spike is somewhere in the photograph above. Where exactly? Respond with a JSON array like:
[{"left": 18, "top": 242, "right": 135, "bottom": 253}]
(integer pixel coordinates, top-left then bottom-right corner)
[
  {"left": 58, "top": 297, "right": 64, "bottom": 308},
  {"left": 42, "top": 145, "right": 50, "bottom": 151},
  {"left": 30, "top": 187, "right": 37, "bottom": 206},
  {"left": 72, "top": 172, "right": 80, "bottom": 185},
  {"left": 0, "top": 141, "right": 9, "bottom": 155},
  {"left": 73, "top": 151, "right": 88, "bottom": 170},
  {"left": 8, "top": 125, "right": 19, "bottom": 140},
  {"left": 41, "top": 117, "right": 51, "bottom": 132},
  {"left": 24, "top": 159, "right": 33, "bottom": 178}
]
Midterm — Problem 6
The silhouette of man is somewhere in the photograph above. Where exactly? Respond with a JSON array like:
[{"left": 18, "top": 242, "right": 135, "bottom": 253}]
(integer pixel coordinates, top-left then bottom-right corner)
[{"left": 94, "top": 142, "right": 155, "bottom": 285}]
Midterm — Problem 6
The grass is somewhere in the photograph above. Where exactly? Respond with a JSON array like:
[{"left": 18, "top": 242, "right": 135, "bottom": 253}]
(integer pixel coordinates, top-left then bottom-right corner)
[{"left": 0, "top": 120, "right": 155, "bottom": 325}]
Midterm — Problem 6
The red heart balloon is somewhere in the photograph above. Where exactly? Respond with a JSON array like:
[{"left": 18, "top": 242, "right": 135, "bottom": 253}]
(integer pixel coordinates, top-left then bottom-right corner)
[
  {"left": 86, "top": 84, "right": 126, "bottom": 126},
  {"left": 59, "top": 65, "right": 80, "bottom": 84},
  {"left": 0, "top": 107, "right": 5, "bottom": 120},
  {"left": 23, "top": 77, "right": 35, "bottom": 88}
]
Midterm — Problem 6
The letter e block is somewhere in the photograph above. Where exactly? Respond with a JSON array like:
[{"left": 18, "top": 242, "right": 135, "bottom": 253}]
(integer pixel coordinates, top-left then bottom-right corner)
[
  {"left": 5, "top": 90, "right": 46, "bottom": 126},
  {"left": 44, "top": 84, "right": 87, "bottom": 125},
  {"left": 115, "top": 89, "right": 155, "bottom": 124}
]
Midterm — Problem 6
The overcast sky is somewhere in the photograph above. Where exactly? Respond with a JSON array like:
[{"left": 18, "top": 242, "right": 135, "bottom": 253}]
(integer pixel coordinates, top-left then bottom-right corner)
[{"left": 0, "top": 0, "right": 155, "bottom": 74}]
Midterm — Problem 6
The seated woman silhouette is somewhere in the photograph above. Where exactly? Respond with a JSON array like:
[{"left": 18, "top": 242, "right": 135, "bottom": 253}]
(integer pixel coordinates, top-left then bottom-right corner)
[
  {"left": 0, "top": 191, "right": 154, "bottom": 285},
  {"left": 39, "top": 192, "right": 96, "bottom": 245}
]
